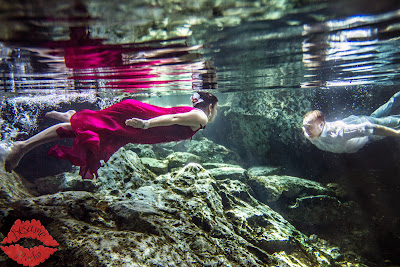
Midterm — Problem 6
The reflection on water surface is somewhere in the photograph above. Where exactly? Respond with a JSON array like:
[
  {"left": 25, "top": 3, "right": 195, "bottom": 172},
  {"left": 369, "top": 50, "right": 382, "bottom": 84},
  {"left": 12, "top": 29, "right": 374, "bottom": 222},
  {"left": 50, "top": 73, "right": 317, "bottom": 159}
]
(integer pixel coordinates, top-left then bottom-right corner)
[{"left": 0, "top": 0, "right": 400, "bottom": 95}]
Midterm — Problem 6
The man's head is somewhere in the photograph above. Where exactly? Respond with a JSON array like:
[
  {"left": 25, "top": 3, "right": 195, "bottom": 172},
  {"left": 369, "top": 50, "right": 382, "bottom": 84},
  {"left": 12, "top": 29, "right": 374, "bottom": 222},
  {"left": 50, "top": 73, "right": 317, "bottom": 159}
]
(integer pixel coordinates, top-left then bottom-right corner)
[{"left": 302, "top": 110, "right": 325, "bottom": 139}]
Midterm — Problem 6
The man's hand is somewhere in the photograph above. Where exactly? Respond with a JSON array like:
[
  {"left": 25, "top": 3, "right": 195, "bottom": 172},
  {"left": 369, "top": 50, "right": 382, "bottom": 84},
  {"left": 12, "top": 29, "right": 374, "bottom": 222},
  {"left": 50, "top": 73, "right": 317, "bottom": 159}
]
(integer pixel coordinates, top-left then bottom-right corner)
[{"left": 125, "top": 118, "right": 145, "bottom": 128}]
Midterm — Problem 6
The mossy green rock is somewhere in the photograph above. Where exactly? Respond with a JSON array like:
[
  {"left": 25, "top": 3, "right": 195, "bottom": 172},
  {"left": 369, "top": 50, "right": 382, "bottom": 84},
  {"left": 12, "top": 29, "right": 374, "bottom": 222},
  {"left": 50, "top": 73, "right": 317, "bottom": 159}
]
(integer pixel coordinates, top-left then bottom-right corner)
[
  {"left": 140, "top": 157, "right": 168, "bottom": 175},
  {"left": 184, "top": 138, "right": 241, "bottom": 164},
  {"left": 0, "top": 161, "right": 374, "bottom": 266},
  {"left": 166, "top": 152, "right": 202, "bottom": 170},
  {"left": 248, "top": 175, "right": 331, "bottom": 203},
  {"left": 247, "top": 166, "right": 281, "bottom": 177},
  {"left": 206, "top": 165, "right": 247, "bottom": 181}
]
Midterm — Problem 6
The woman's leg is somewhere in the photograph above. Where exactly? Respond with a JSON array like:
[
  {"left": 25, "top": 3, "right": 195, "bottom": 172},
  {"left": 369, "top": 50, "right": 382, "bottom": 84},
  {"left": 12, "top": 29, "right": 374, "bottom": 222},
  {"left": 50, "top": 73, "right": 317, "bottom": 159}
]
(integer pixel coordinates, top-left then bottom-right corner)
[
  {"left": 45, "top": 110, "right": 76, "bottom": 122},
  {"left": 5, "top": 122, "right": 72, "bottom": 172}
]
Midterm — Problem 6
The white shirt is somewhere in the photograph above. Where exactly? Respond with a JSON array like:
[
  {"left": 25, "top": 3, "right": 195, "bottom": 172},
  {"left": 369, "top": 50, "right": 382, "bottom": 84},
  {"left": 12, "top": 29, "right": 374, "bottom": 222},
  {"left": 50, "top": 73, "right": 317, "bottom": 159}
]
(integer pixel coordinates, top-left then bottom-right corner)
[{"left": 307, "top": 119, "right": 375, "bottom": 153}]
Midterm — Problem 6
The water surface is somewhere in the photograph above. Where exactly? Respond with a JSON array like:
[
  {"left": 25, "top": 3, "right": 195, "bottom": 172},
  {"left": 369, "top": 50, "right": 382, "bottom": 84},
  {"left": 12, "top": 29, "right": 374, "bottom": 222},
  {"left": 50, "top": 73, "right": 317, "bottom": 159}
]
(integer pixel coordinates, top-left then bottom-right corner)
[{"left": 1, "top": 0, "right": 400, "bottom": 96}]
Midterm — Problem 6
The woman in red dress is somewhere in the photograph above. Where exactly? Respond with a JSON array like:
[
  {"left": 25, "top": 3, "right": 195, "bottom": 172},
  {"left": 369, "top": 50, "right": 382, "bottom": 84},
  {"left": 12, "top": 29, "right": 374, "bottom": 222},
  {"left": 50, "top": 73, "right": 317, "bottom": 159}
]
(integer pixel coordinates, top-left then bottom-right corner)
[{"left": 5, "top": 91, "right": 218, "bottom": 179}]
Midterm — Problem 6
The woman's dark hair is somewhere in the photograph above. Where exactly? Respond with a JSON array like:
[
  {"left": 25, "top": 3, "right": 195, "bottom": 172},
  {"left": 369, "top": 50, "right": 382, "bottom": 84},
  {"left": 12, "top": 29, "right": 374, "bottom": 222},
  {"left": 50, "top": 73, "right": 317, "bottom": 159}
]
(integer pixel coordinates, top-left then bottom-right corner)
[{"left": 192, "top": 91, "right": 218, "bottom": 109}]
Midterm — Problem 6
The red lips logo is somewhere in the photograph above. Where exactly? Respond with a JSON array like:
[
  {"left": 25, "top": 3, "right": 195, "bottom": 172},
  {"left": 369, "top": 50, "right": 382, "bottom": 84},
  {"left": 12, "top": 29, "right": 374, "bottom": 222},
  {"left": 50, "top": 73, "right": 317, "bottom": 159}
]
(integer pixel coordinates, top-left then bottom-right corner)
[{"left": 1, "top": 219, "right": 59, "bottom": 266}]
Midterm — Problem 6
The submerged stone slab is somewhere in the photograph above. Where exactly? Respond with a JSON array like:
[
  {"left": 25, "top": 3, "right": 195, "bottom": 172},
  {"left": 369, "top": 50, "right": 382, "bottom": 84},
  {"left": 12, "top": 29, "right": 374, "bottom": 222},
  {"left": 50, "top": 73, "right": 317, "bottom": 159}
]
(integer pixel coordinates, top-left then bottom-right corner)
[
  {"left": 0, "top": 162, "right": 34, "bottom": 203},
  {"left": 140, "top": 157, "right": 168, "bottom": 175},
  {"left": 166, "top": 152, "right": 202, "bottom": 170},
  {"left": 206, "top": 165, "right": 247, "bottom": 181},
  {"left": 247, "top": 166, "right": 281, "bottom": 177},
  {"left": 34, "top": 170, "right": 95, "bottom": 195},
  {"left": 184, "top": 138, "right": 241, "bottom": 164},
  {"left": 248, "top": 175, "right": 331, "bottom": 203},
  {"left": 202, "top": 162, "right": 244, "bottom": 169},
  {"left": 95, "top": 147, "right": 156, "bottom": 197}
]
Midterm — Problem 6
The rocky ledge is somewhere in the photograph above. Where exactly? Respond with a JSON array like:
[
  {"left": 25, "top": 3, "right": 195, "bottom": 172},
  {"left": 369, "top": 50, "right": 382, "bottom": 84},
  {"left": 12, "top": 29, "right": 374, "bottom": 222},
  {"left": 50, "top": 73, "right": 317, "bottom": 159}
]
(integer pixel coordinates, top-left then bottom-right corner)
[{"left": 0, "top": 138, "right": 381, "bottom": 266}]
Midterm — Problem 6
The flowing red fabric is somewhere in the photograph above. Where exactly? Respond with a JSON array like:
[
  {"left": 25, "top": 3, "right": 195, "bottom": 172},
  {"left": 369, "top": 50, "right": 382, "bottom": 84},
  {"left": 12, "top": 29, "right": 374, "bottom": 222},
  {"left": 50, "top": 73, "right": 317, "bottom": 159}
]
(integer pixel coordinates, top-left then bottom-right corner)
[{"left": 48, "top": 99, "right": 201, "bottom": 179}]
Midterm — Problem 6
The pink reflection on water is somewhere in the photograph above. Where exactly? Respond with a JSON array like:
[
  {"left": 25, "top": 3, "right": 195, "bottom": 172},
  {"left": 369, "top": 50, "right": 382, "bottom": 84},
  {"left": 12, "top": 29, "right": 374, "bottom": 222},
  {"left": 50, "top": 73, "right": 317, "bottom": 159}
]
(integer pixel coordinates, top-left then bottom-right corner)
[{"left": 35, "top": 27, "right": 209, "bottom": 92}]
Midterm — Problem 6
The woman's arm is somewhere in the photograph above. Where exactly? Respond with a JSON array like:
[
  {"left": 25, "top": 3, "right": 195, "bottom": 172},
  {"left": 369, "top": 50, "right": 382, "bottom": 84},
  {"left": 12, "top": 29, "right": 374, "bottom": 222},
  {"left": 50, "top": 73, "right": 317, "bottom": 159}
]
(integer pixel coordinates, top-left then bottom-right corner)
[{"left": 125, "top": 110, "right": 208, "bottom": 130}]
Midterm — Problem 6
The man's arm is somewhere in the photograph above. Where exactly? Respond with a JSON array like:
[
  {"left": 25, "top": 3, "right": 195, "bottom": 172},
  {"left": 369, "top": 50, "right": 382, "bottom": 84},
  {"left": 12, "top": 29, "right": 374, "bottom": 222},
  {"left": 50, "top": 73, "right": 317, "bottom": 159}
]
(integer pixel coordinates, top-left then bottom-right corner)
[
  {"left": 341, "top": 121, "right": 400, "bottom": 138},
  {"left": 125, "top": 110, "right": 208, "bottom": 129}
]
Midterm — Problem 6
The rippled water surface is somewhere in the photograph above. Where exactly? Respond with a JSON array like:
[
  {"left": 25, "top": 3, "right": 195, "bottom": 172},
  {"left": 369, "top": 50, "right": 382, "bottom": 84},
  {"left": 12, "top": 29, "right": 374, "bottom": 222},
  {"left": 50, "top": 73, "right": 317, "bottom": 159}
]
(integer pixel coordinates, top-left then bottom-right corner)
[{"left": 1, "top": 0, "right": 400, "bottom": 96}]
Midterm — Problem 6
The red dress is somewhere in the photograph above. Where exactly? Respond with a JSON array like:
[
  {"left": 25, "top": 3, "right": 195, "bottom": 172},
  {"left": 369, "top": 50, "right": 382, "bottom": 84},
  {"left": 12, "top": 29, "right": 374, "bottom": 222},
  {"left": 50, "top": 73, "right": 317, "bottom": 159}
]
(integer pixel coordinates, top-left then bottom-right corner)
[{"left": 48, "top": 99, "right": 203, "bottom": 179}]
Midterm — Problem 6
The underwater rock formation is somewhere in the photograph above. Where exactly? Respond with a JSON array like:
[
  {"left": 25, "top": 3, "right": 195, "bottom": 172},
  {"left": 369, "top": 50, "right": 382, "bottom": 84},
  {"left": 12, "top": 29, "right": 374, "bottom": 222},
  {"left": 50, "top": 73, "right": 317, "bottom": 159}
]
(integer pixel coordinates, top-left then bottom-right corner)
[
  {"left": 0, "top": 167, "right": 34, "bottom": 204},
  {"left": 206, "top": 164, "right": 247, "bottom": 181},
  {"left": 247, "top": 174, "right": 332, "bottom": 203},
  {"left": 0, "top": 162, "right": 344, "bottom": 266},
  {"left": 85, "top": 0, "right": 328, "bottom": 44},
  {"left": 205, "top": 89, "right": 314, "bottom": 170},
  {"left": 34, "top": 169, "right": 96, "bottom": 195},
  {"left": 166, "top": 152, "right": 202, "bottom": 170},
  {"left": 246, "top": 173, "right": 380, "bottom": 262},
  {"left": 140, "top": 157, "right": 169, "bottom": 175},
  {"left": 0, "top": 142, "right": 381, "bottom": 266},
  {"left": 182, "top": 138, "right": 242, "bottom": 164}
]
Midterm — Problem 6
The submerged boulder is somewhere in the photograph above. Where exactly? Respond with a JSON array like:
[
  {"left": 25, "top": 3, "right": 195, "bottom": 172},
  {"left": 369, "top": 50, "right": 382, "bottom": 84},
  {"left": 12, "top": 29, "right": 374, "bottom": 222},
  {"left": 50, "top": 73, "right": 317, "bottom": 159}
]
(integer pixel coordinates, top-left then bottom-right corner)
[
  {"left": 0, "top": 160, "right": 363, "bottom": 266},
  {"left": 206, "top": 164, "right": 247, "bottom": 181},
  {"left": 0, "top": 144, "right": 381, "bottom": 266},
  {"left": 183, "top": 137, "right": 241, "bottom": 164},
  {"left": 0, "top": 162, "right": 34, "bottom": 203},
  {"left": 94, "top": 147, "right": 156, "bottom": 197},
  {"left": 247, "top": 173, "right": 379, "bottom": 262},
  {"left": 247, "top": 166, "right": 281, "bottom": 177},
  {"left": 248, "top": 174, "right": 331, "bottom": 204},
  {"left": 166, "top": 151, "right": 202, "bottom": 170},
  {"left": 140, "top": 157, "right": 168, "bottom": 175},
  {"left": 34, "top": 167, "right": 96, "bottom": 194},
  {"left": 124, "top": 143, "right": 157, "bottom": 158}
]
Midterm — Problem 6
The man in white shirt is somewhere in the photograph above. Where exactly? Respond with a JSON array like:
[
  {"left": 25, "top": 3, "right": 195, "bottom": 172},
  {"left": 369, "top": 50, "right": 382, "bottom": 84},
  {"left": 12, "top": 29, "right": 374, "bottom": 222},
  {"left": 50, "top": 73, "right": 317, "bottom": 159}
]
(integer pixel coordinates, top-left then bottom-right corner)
[{"left": 302, "top": 92, "right": 400, "bottom": 153}]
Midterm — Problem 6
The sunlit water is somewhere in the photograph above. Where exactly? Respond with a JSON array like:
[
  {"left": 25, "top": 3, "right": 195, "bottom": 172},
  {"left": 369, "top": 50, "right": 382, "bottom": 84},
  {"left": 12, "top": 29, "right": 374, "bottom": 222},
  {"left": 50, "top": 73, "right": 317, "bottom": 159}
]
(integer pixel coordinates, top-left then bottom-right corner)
[{"left": 1, "top": 0, "right": 400, "bottom": 96}]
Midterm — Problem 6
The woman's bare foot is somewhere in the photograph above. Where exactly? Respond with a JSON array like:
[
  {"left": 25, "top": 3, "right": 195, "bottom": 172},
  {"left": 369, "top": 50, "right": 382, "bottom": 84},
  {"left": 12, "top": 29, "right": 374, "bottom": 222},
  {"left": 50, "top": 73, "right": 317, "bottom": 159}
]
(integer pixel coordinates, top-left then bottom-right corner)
[
  {"left": 4, "top": 142, "right": 25, "bottom": 173},
  {"left": 45, "top": 110, "right": 76, "bottom": 122}
]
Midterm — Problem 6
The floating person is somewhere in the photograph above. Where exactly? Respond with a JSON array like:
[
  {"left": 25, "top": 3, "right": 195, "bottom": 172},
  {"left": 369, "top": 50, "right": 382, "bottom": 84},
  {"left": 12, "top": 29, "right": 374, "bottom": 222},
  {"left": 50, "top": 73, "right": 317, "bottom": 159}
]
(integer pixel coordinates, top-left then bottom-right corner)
[
  {"left": 5, "top": 91, "right": 218, "bottom": 179},
  {"left": 302, "top": 91, "right": 400, "bottom": 153}
]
